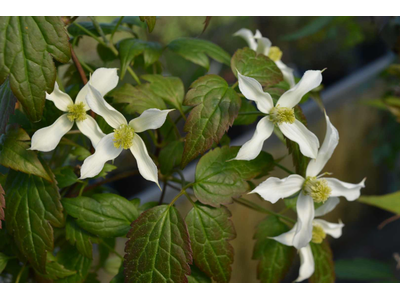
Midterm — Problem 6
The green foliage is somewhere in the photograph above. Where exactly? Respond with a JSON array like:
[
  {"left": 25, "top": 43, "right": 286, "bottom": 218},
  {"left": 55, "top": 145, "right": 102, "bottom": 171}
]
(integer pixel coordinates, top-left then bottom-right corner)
[
  {"left": 187, "top": 265, "right": 212, "bottom": 283},
  {"left": 55, "top": 245, "right": 92, "bottom": 283},
  {"left": 181, "top": 75, "right": 240, "bottom": 167},
  {"left": 186, "top": 202, "right": 236, "bottom": 283},
  {"left": 0, "top": 183, "right": 4, "bottom": 229},
  {"left": 65, "top": 218, "right": 93, "bottom": 258},
  {"left": 159, "top": 141, "right": 184, "bottom": 175},
  {"left": 0, "top": 16, "right": 71, "bottom": 122},
  {"left": 309, "top": 241, "right": 335, "bottom": 283},
  {"left": 282, "top": 16, "right": 336, "bottom": 41},
  {"left": 0, "top": 252, "right": 11, "bottom": 274},
  {"left": 139, "top": 16, "right": 157, "bottom": 33},
  {"left": 358, "top": 191, "right": 400, "bottom": 214},
  {"left": 335, "top": 259, "right": 397, "bottom": 282},
  {"left": 0, "top": 78, "right": 16, "bottom": 135},
  {"left": 68, "top": 21, "right": 130, "bottom": 37},
  {"left": 54, "top": 167, "right": 78, "bottom": 189},
  {"left": 124, "top": 205, "right": 192, "bottom": 283},
  {"left": 234, "top": 99, "right": 258, "bottom": 126},
  {"left": 37, "top": 253, "right": 77, "bottom": 281}
]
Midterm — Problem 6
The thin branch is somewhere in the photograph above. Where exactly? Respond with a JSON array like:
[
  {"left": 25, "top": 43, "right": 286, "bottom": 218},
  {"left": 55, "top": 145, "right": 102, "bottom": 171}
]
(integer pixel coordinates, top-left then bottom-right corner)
[
  {"left": 378, "top": 214, "right": 400, "bottom": 230},
  {"left": 70, "top": 44, "right": 88, "bottom": 85},
  {"left": 158, "top": 180, "right": 167, "bottom": 205}
]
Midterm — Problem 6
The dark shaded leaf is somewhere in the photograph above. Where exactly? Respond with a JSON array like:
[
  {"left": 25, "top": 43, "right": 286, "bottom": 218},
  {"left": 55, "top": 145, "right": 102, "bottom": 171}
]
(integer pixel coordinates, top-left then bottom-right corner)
[
  {"left": 66, "top": 218, "right": 93, "bottom": 258},
  {"left": 0, "top": 252, "right": 11, "bottom": 273},
  {"left": 309, "top": 240, "right": 335, "bottom": 283},
  {"left": 55, "top": 245, "right": 92, "bottom": 283},
  {"left": 233, "top": 99, "right": 258, "bottom": 126},
  {"left": 0, "top": 184, "right": 4, "bottom": 229},
  {"left": 37, "top": 253, "right": 76, "bottom": 280},
  {"left": 282, "top": 16, "right": 336, "bottom": 41},
  {"left": 187, "top": 264, "right": 212, "bottom": 283},
  {"left": 159, "top": 141, "right": 184, "bottom": 175},
  {"left": 139, "top": 16, "right": 156, "bottom": 33},
  {"left": 335, "top": 258, "right": 396, "bottom": 282},
  {"left": 54, "top": 167, "right": 77, "bottom": 189},
  {"left": 0, "top": 78, "right": 16, "bottom": 135},
  {"left": 124, "top": 205, "right": 192, "bottom": 283}
]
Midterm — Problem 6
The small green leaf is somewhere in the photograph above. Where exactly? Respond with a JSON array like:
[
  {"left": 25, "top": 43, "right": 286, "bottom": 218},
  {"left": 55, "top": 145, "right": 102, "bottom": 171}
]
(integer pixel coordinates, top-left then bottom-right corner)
[
  {"left": 309, "top": 240, "right": 335, "bottom": 283},
  {"left": 68, "top": 21, "right": 130, "bottom": 37},
  {"left": 187, "top": 264, "right": 212, "bottom": 283},
  {"left": 194, "top": 146, "right": 274, "bottom": 207},
  {"left": 0, "top": 17, "right": 71, "bottom": 122},
  {"left": 54, "top": 167, "right": 78, "bottom": 189},
  {"left": 66, "top": 218, "right": 93, "bottom": 259},
  {"left": 358, "top": 191, "right": 400, "bottom": 214},
  {"left": 62, "top": 194, "right": 138, "bottom": 238},
  {"left": 253, "top": 216, "right": 296, "bottom": 283},
  {"left": 95, "top": 163, "right": 117, "bottom": 179},
  {"left": 55, "top": 245, "right": 92, "bottom": 283},
  {"left": 0, "top": 127, "right": 52, "bottom": 181},
  {"left": 124, "top": 205, "right": 192, "bottom": 283},
  {"left": 110, "top": 83, "right": 166, "bottom": 115},
  {"left": 181, "top": 75, "right": 240, "bottom": 167},
  {"left": 139, "top": 16, "right": 156, "bottom": 33},
  {"left": 70, "top": 144, "right": 91, "bottom": 161},
  {"left": 37, "top": 253, "right": 77, "bottom": 280},
  {"left": 159, "top": 141, "right": 184, "bottom": 175},
  {"left": 186, "top": 203, "right": 236, "bottom": 282},
  {"left": 168, "top": 38, "right": 230, "bottom": 69},
  {"left": 231, "top": 48, "right": 283, "bottom": 87},
  {"left": 0, "top": 78, "right": 17, "bottom": 135},
  {"left": 0, "top": 252, "right": 11, "bottom": 274}
]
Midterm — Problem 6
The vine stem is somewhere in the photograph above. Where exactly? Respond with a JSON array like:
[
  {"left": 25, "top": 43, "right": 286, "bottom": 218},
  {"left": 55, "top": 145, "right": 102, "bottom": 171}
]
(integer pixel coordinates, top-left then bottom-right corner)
[
  {"left": 273, "top": 161, "right": 294, "bottom": 175},
  {"left": 158, "top": 180, "right": 167, "bottom": 205},
  {"left": 231, "top": 81, "right": 238, "bottom": 89},
  {"left": 15, "top": 264, "right": 26, "bottom": 283},
  {"left": 168, "top": 183, "right": 194, "bottom": 207}
]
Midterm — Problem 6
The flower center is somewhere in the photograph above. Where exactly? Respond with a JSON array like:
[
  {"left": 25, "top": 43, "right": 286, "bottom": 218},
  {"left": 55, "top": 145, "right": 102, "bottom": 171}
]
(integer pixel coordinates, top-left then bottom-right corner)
[
  {"left": 268, "top": 46, "right": 282, "bottom": 62},
  {"left": 67, "top": 103, "right": 87, "bottom": 122},
  {"left": 311, "top": 225, "right": 326, "bottom": 244},
  {"left": 269, "top": 105, "right": 296, "bottom": 125},
  {"left": 303, "top": 176, "right": 332, "bottom": 203},
  {"left": 113, "top": 124, "right": 135, "bottom": 149}
]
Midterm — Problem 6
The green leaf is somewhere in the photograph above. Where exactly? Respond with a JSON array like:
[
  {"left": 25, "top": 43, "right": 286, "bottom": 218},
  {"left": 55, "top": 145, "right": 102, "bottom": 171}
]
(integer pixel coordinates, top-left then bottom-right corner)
[
  {"left": 110, "top": 83, "right": 166, "bottom": 115},
  {"left": 335, "top": 259, "right": 396, "bottom": 282},
  {"left": 358, "top": 191, "right": 400, "bottom": 214},
  {"left": 118, "top": 38, "right": 162, "bottom": 78},
  {"left": 139, "top": 16, "right": 156, "bottom": 33},
  {"left": 0, "top": 252, "right": 11, "bottom": 274},
  {"left": 168, "top": 38, "right": 230, "bottom": 69},
  {"left": 253, "top": 216, "right": 296, "bottom": 283},
  {"left": 54, "top": 166, "right": 78, "bottom": 189},
  {"left": 55, "top": 245, "right": 92, "bottom": 283},
  {"left": 193, "top": 146, "right": 274, "bottom": 207},
  {"left": 309, "top": 240, "right": 335, "bottom": 283},
  {"left": 186, "top": 203, "right": 236, "bottom": 282},
  {"left": 0, "top": 78, "right": 16, "bottom": 135},
  {"left": 0, "top": 126, "right": 52, "bottom": 181},
  {"left": 233, "top": 99, "right": 258, "bottom": 126},
  {"left": 104, "top": 256, "right": 122, "bottom": 276},
  {"left": 66, "top": 218, "right": 93, "bottom": 259},
  {"left": 159, "top": 141, "right": 184, "bottom": 175},
  {"left": 37, "top": 253, "right": 77, "bottom": 280},
  {"left": 95, "top": 163, "right": 117, "bottom": 179},
  {"left": 124, "top": 205, "right": 192, "bottom": 283},
  {"left": 67, "top": 21, "right": 130, "bottom": 37},
  {"left": 4, "top": 167, "right": 64, "bottom": 272},
  {"left": 231, "top": 48, "right": 283, "bottom": 87},
  {"left": 113, "top": 16, "right": 146, "bottom": 29},
  {"left": 62, "top": 193, "right": 138, "bottom": 238},
  {"left": 0, "top": 183, "right": 4, "bottom": 229},
  {"left": 70, "top": 144, "right": 91, "bottom": 161},
  {"left": 181, "top": 75, "right": 241, "bottom": 167},
  {"left": 141, "top": 74, "right": 185, "bottom": 112},
  {"left": 282, "top": 16, "right": 336, "bottom": 41},
  {"left": 187, "top": 264, "right": 212, "bottom": 283},
  {"left": 0, "top": 17, "right": 71, "bottom": 122}
]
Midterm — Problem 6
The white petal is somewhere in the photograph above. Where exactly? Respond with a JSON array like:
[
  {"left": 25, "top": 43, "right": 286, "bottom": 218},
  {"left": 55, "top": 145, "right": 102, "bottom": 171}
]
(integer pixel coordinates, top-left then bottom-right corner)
[
  {"left": 130, "top": 134, "right": 160, "bottom": 188},
  {"left": 306, "top": 113, "right": 339, "bottom": 177},
  {"left": 279, "top": 119, "right": 320, "bottom": 159},
  {"left": 30, "top": 114, "right": 73, "bottom": 152},
  {"left": 325, "top": 177, "right": 366, "bottom": 201},
  {"left": 295, "top": 245, "right": 314, "bottom": 282},
  {"left": 74, "top": 84, "right": 90, "bottom": 110},
  {"left": 313, "top": 219, "right": 344, "bottom": 239},
  {"left": 256, "top": 37, "right": 271, "bottom": 56},
  {"left": 46, "top": 82, "right": 73, "bottom": 112},
  {"left": 271, "top": 224, "right": 298, "bottom": 247},
  {"left": 129, "top": 109, "right": 174, "bottom": 133},
  {"left": 233, "top": 28, "right": 257, "bottom": 51},
  {"left": 232, "top": 116, "right": 273, "bottom": 161},
  {"left": 277, "top": 70, "right": 322, "bottom": 108},
  {"left": 237, "top": 72, "right": 274, "bottom": 113},
  {"left": 80, "top": 133, "right": 122, "bottom": 179},
  {"left": 314, "top": 197, "right": 340, "bottom": 217},
  {"left": 86, "top": 84, "right": 127, "bottom": 128},
  {"left": 250, "top": 174, "right": 304, "bottom": 204},
  {"left": 276, "top": 60, "right": 295, "bottom": 88},
  {"left": 254, "top": 29, "right": 262, "bottom": 39},
  {"left": 293, "top": 192, "right": 314, "bottom": 249},
  {"left": 76, "top": 115, "right": 106, "bottom": 149}
]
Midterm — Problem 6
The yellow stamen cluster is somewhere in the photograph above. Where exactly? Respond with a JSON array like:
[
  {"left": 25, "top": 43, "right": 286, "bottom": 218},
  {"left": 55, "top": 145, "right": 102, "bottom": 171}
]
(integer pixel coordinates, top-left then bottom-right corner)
[
  {"left": 113, "top": 124, "right": 135, "bottom": 149},
  {"left": 311, "top": 225, "right": 326, "bottom": 244},
  {"left": 269, "top": 105, "right": 296, "bottom": 125},
  {"left": 268, "top": 46, "right": 283, "bottom": 62},
  {"left": 303, "top": 176, "right": 332, "bottom": 203},
  {"left": 67, "top": 102, "right": 87, "bottom": 122}
]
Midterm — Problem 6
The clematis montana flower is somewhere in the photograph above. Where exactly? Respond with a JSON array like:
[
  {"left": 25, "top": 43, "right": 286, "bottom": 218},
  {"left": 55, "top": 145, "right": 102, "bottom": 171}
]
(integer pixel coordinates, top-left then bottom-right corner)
[
  {"left": 251, "top": 112, "right": 365, "bottom": 249},
  {"left": 232, "top": 71, "right": 322, "bottom": 160},
  {"left": 272, "top": 197, "right": 344, "bottom": 282},
  {"left": 29, "top": 68, "right": 119, "bottom": 152},
  {"left": 234, "top": 28, "right": 295, "bottom": 87},
  {"left": 79, "top": 84, "right": 173, "bottom": 188}
]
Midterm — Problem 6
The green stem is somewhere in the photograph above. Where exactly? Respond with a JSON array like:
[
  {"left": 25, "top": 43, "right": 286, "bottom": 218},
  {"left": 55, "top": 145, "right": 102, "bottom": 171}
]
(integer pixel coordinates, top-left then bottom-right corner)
[
  {"left": 74, "top": 22, "right": 107, "bottom": 46},
  {"left": 90, "top": 17, "right": 108, "bottom": 45},
  {"left": 231, "top": 81, "right": 238, "bottom": 89},
  {"left": 110, "top": 16, "right": 124, "bottom": 43},
  {"left": 168, "top": 190, "right": 186, "bottom": 207},
  {"left": 273, "top": 162, "right": 294, "bottom": 175},
  {"left": 127, "top": 67, "right": 141, "bottom": 85},
  {"left": 15, "top": 264, "right": 26, "bottom": 283},
  {"left": 78, "top": 181, "right": 88, "bottom": 196}
]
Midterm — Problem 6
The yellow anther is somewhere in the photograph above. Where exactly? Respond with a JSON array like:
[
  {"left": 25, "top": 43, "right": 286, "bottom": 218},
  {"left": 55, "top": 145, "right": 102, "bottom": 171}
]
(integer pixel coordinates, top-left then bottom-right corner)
[
  {"left": 113, "top": 124, "right": 135, "bottom": 149},
  {"left": 311, "top": 225, "right": 326, "bottom": 244},
  {"left": 268, "top": 46, "right": 283, "bottom": 62},
  {"left": 303, "top": 176, "right": 332, "bottom": 203},
  {"left": 67, "top": 102, "right": 87, "bottom": 122},
  {"left": 269, "top": 105, "right": 296, "bottom": 125}
]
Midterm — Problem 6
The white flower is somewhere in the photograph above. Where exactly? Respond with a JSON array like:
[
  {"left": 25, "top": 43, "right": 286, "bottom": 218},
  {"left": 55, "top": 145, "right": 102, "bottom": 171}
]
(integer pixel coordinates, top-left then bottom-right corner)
[
  {"left": 29, "top": 68, "right": 119, "bottom": 152},
  {"left": 80, "top": 83, "right": 173, "bottom": 188},
  {"left": 234, "top": 28, "right": 295, "bottom": 87},
  {"left": 250, "top": 112, "right": 366, "bottom": 249},
  {"left": 272, "top": 197, "right": 344, "bottom": 282},
  {"left": 233, "top": 71, "right": 322, "bottom": 160}
]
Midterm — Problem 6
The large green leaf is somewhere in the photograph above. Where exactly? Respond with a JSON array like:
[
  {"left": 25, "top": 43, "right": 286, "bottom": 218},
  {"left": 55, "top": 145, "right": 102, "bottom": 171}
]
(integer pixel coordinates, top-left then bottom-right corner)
[
  {"left": 309, "top": 240, "right": 335, "bottom": 283},
  {"left": 37, "top": 253, "right": 77, "bottom": 281},
  {"left": 4, "top": 167, "right": 64, "bottom": 272},
  {"left": 124, "top": 205, "right": 192, "bottom": 283},
  {"left": 67, "top": 21, "right": 130, "bottom": 37},
  {"left": 187, "top": 264, "right": 212, "bottom": 283},
  {"left": 253, "top": 216, "right": 296, "bottom": 283},
  {"left": 62, "top": 194, "right": 138, "bottom": 238},
  {"left": 194, "top": 146, "right": 274, "bottom": 207},
  {"left": 0, "top": 17, "right": 71, "bottom": 122},
  {"left": 231, "top": 48, "right": 283, "bottom": 87},
  {"left": 65, "top": 218, "right": 93, "bottom": 259},
  {"left": 181, "top": 75, "right": 240, "bottom": 167},
  {"left": 168, "top": 38, "right": 230, "bottom": 69},
  {"left": 0, "top": 78, "right": 16, "bottom": 135},
  {"left": 110, "top": 83, "right": 166, "bottom": 115},
  {"left": 358, "top": 191, "right": 400, "bottom": 214},
  {"left": 186, "top": 202, "right": 236, "bottom": 283},
  {"left": 0, "top": 126, "right": 51, "bottom": 181},
  {"left": 55, "top": 245, "right": 92, "bottom": 283},
  {"left": 159, "top": 141, "right": 184, "bottom": 175}
]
